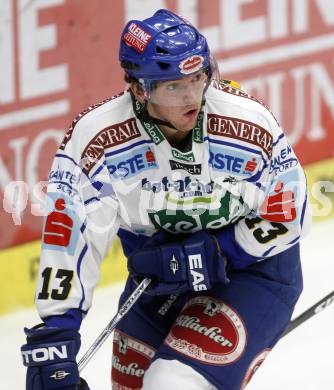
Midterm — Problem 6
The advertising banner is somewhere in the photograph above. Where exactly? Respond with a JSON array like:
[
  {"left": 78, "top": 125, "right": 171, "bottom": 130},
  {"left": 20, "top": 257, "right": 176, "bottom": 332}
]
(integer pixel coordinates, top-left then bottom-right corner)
[{"left": 1, "top": 0, "right": 334, "bottom": 250}]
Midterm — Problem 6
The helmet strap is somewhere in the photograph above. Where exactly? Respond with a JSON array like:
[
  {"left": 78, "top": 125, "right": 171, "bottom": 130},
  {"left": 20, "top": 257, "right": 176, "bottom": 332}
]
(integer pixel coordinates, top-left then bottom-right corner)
[
  {"left": 130, "top": 87, "right": 207, "bottom": 132},
  {"left": 141, "top": 107, "right": 179, "bottom": 130},
  {"left": 130, "top": 90, "right": 179, "bottom": 130}
]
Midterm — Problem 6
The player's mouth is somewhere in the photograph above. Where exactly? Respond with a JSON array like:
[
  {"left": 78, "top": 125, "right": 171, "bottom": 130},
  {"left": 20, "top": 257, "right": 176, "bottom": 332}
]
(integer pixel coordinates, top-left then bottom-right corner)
[{"left": 183, "top": 108, "right": 199, "bottom": 119}]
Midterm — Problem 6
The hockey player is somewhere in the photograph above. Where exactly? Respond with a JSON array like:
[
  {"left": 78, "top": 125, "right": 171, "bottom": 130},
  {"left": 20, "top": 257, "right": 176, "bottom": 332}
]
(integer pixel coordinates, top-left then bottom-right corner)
[{"left": 21, "top": 9, "right": 311, "bottom": 390}]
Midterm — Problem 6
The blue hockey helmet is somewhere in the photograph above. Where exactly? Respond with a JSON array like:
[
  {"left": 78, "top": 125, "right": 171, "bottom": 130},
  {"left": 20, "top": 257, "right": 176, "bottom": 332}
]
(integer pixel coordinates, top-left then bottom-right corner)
[{"left": 119, "top": 9, "right": 212, "bottom": 91}]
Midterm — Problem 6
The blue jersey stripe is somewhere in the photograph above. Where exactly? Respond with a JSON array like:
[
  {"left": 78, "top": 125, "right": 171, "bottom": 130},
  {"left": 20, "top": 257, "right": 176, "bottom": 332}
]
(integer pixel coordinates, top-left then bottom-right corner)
[
  {"left": 105, "top": 139, "right": 154, "bottom": 158},
  {"left": 77, "top": 244, "right": 88, "bottom": 310},
  {"left": 300, "top": 193, "right": 308, "bottom": 228},
  {"left": 272, "top": 133, "right": 285, "bottom": 148},
  {"left": 206, "top": 137, "right": 267, "bottom": 159},
  {"left": 84, "top": 197, "right": 100, "bottom": 205}
]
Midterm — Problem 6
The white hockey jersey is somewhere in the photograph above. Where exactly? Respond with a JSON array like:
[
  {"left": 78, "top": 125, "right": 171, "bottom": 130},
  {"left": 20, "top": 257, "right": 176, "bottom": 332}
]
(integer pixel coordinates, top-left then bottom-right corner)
[{"left": 36, "top": 82, "right": 311, "bottom": 320}]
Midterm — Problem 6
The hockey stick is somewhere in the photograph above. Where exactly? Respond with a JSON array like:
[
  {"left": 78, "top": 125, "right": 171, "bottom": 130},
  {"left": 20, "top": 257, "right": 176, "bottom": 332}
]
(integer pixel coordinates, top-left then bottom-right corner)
[
  {"left": 78, "top": 282, "right": 333, "bottom": 372},
  {"left": 283, "top": 290, "right": 334, "bottom": 337},
  {"left": 78, "top": 277, "right": 151, "bottom": 372}
]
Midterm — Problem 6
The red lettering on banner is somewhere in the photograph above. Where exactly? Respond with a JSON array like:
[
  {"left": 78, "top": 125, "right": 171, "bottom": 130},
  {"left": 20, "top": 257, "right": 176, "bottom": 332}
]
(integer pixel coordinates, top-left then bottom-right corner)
[
  {"left": 112, "top": 330, "right": 155, "bottom": 390},
  {"left": 81, "top": 118, "right": 141, "bottom": 174},
  {"left": 0, "top": 1, "right": 126, "bottom": 248},
  {"left": 2, "top": 1, "right": 334, "bottom": 250},
  {"left": 207, "top": 114, "right": 273, "bottom": 157},
  {"left": 43, "top": 199, "right": 73, "bottom": 247}
]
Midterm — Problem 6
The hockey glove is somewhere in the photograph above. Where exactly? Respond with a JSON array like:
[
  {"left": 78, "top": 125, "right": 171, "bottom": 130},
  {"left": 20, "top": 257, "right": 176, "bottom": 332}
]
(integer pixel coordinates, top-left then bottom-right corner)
[
  {"left": 21, "top": 324, "right": 89, "bottom": 390},
  {"left": 128, "top": 230, "right": 229, "bottom": 295}
]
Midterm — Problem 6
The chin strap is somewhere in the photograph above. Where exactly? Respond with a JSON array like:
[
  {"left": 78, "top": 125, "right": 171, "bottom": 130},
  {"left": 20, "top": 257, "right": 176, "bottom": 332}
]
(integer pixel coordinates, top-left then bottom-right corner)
[
  {"left": 130, "top": 90, "right": 206, "bottom": 132},
  {"left": 141, "top": 108, "right": 179, "bottom": 130},
  {"left": 131, "top": 92, "right": 179, "bottom": 130}
]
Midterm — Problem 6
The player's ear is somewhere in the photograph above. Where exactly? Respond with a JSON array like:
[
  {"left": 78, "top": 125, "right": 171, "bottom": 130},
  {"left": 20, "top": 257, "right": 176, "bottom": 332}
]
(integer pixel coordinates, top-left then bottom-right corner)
[{"left": 130, "top": 82, "right": 146, "bottom": 103}]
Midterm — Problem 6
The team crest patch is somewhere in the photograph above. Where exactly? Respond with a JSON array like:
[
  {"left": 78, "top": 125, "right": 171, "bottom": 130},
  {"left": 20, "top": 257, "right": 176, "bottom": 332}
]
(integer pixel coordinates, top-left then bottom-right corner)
[
  {"left": 179, "top": 55, "right": 204, "bottom": 74},
  {"left": 165, "top": 296, "right": 247, "bottom": 365},
  {"left": 241, "top": 349, "right": 271, "bottom": 389}
]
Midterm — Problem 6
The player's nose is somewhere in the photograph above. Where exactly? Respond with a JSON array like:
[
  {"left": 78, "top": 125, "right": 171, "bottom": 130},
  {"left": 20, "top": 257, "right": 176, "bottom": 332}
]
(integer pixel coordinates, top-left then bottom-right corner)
[{"left": 182, "top": 85, "right": 202, "bottom": 105}]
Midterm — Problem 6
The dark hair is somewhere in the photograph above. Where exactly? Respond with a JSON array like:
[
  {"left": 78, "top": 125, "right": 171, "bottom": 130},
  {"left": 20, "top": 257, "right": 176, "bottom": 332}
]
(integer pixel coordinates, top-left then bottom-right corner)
[{"left": 124, "top": 73, "right": 138, "bottom": 84}]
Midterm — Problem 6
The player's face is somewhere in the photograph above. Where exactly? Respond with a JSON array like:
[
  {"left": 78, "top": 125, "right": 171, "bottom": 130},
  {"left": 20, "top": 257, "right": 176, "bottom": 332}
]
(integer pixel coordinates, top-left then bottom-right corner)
[{"left": 147, "top": 71, "right": 208, "bottom": 132}]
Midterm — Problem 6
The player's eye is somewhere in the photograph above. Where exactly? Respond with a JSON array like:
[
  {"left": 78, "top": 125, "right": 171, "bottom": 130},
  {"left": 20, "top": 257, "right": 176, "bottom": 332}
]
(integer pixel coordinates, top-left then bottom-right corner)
[{"left": 166, "top": 83, "right": 178, "bottom": 91}]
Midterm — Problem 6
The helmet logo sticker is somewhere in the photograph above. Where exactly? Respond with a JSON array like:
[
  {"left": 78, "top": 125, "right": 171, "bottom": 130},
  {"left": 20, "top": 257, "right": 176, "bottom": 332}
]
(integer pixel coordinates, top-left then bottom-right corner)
[
  {"left": 123, "top": 22, "right": 152, "bottom": 53},
  {"left": 179, "top": 55, "right": 204, "bottom": 74}
]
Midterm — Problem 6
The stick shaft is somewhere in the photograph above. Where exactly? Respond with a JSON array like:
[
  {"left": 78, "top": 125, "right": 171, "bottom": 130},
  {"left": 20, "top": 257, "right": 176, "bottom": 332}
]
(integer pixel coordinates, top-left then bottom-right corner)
[
  {"left": 78, "top": 278, "right": 151, "bottom": 372},
  {"left": 283, "top": 290, "right": 334, "bottom": 336}
]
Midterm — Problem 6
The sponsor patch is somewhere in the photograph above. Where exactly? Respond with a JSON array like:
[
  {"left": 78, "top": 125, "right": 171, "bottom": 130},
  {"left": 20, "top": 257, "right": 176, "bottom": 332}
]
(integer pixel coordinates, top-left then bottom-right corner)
[
  {"left": 208, "top": 145, "right": 261, "bottom": 176},
  {"left": 241, "top": 349, "right": 271, "bottom": 389},
  {"left": 270, "top": 157, "right": 298, "bottom": 175},
  {"left": 165, "top": 296, "right": 247, "bottom": 365},
  {"left": 112, "top": 330, "right": 155, "bottom": 390},
  {"left": 81, "top": 118, "right": 141, "bottom": 174},
  {"left": 179, "top": 55, "right": 204, "bottom": 74},
  {"left": 260, "top": 181, "right": 296, "bottom": 222},
  {"left": 270, "top": 144, "right": 298, "bottom": 175},
  {"left": 49, "top": 170, "right": 80, "bottom": 186},
  {"left": 169, "top": 160, "right": 202, "bottom": 174},
  {"left": 123, "top": 22, "right": 152, "bottom": 53},
  {"left": 107, "top": 146, "right": 158, "bottom": 179},
  {"left": 141, "top": 176, "right": 214, "bottom": 195},
  {"left": 42, "top": 193, "right": 81, "bottom": 255},
  {"left": 48, "top": 169, "right": 81, "bottom": 200},
  {"left": 207, "top": 114, "right": 273, "bottom": 158},
  {"left": 171, "top": 148, "right": 195, "bottom": 162}
]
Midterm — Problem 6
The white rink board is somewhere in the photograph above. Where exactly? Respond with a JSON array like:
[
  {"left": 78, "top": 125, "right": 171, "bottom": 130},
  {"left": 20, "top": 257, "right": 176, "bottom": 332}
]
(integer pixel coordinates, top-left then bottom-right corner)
[{"left": 0, "top": 219, "right": 333, "bottom": 390}]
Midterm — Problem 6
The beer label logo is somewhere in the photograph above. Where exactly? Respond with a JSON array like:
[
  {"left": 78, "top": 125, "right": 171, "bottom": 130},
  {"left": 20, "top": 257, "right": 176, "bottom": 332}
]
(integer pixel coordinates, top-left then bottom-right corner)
[
  {"left": 203, "top": 300, "right": 220, "bottom": 317},
  {"left": 112, "top": 330, "right": 155, "bottom": 390},
  {"left": 165, "top": 296, "right": 247, "bottom": 365},
  {"left": 179, "top": 55, "right": 204, "bottom": 74}
]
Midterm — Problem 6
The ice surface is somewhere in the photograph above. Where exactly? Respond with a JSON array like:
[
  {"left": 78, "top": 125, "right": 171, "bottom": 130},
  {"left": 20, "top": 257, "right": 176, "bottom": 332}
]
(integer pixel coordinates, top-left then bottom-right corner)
[{"left": 1, "top": 219, "right": 333, "bottom": 389}]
